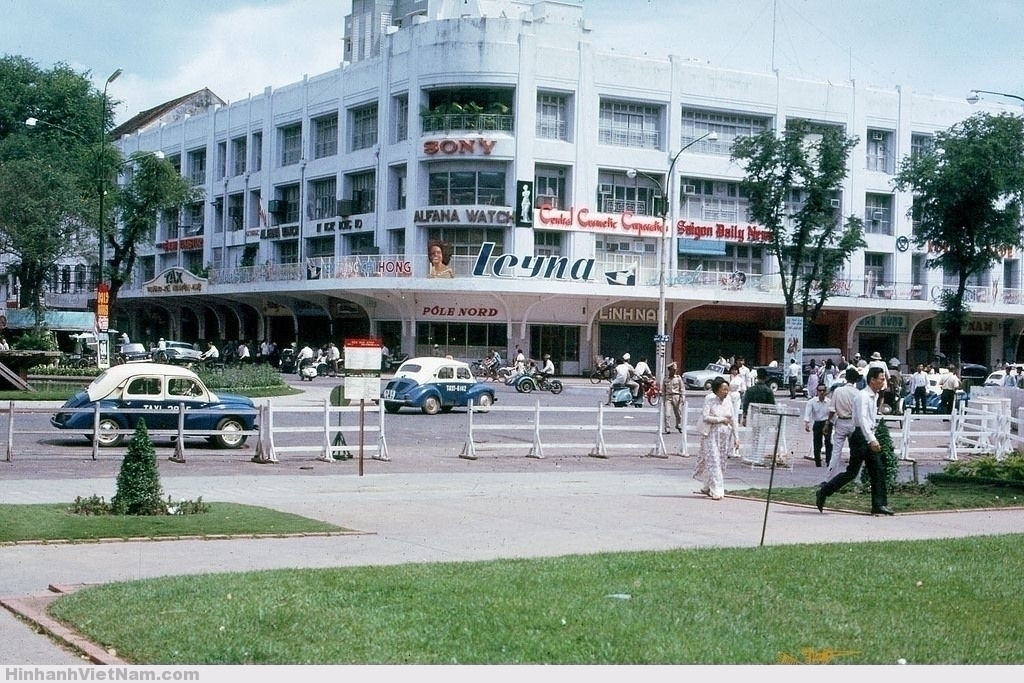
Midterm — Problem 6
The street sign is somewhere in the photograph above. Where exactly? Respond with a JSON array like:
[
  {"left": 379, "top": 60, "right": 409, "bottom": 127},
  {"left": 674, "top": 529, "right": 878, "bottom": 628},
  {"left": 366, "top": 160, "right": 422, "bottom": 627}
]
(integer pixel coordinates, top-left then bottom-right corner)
[
  {"left": 653, "top": 334, "right": 671, "bottom": 343},
  {"left": 96, "top": 283, "right": 109, "bottom": 332}
]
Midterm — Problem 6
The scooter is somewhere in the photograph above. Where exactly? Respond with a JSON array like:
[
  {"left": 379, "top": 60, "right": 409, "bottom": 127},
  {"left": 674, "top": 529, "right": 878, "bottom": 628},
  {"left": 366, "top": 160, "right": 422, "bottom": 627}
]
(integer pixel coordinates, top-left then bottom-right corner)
[
  {"left": 298, "top": 357, "right": 319, "bottom": 381},
  {"left": 609, "top": 384, "right": 643, "bottom": 408}
]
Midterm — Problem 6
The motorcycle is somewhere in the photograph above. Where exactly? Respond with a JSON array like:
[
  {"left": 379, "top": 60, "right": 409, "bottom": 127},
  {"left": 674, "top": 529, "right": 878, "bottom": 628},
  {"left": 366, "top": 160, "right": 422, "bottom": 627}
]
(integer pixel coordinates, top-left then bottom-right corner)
[
  {"left": 638, "top": 374, "right": 661, "bottom": 406},
  {"left": 589, "top": 356, "right": 616, "bottom": 384},
  {"left": 514, "top": 371, "right": 564, "bottom": 394},
  {"left": 298, "top": 357, "right": 322, "bottom": 381}
]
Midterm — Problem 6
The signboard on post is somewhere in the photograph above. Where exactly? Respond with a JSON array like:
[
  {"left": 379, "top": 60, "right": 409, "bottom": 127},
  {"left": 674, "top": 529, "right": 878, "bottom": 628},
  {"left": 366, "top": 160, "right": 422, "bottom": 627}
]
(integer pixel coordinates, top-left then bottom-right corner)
[
  {"left": 784, "top": 315, "right": 804, "bottom": 376},
  {"left": 96, "top": 283, "right": 109, "bottom": 332},
  {"left": 343, "top": 337, "right": 383, "bottom": 402}
]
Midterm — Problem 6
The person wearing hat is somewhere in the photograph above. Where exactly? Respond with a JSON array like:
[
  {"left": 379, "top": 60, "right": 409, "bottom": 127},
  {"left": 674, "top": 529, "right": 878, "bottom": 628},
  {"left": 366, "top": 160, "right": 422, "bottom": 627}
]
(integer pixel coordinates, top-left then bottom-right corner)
[
  {"left": 868, "top": 351, "right": 889, "bottom": 396},
  {"left": 537, "top": 353, "right": 555, "bottom": 379},
  {"left": 663, "top": 362, "right": 685, "bottom": 432}
]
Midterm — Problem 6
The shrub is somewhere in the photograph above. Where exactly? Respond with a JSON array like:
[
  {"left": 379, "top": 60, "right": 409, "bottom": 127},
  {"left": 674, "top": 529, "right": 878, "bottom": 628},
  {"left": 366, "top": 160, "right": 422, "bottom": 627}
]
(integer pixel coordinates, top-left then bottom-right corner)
[
  {"left": 935, "top": 452, "right": 1024, "bottom": 483},
  {"left": 195, "top": 363, "right": 287, "bottom": 390},
  {"left": 70, "top": 494, "right": 112, "bottom": 515},
  {"left": 111, "top": 420, "right": 165, "bottom": 516},
  {"left": 860, "top": 419, "right": 899, "bottom": 491}
]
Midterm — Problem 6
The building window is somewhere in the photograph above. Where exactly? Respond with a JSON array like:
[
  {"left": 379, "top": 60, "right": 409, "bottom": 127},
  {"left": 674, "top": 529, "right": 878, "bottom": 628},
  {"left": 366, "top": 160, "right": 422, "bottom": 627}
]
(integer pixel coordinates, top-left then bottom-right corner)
[
  {"left": 186, "top": 149, "right": 206, "bottom": 185},
  {"left": 427, "top": 227, "right": 505, "bottom": 257},
  {"left": 393, "top": 94, "right": 409, "bottom": 142},
  {"left": 596, "top": 170, "right": 661, "bottom": 214},
  {"left": 428, "top": 170, "right": 506, "bottom": 205},
  {"left": 277, "top": 240, "right": 298, "bottom": 265},
  {"left": 307, "top": 236, "right": 334, "bottom": 259},
  {"left": 865, "top": 252, "right": 889, "bottom": 291},
  {"left": 910, "top": 133, "right": 934, "bottom": 160},
  {"left": 535, "top": 166, "right": 569, "bottom": 210},
  {"left": 231, "top": 136, "right": 247, "bottom": 176},
  {"left": 680, "top": 244, "right": 765, "bottom": 276},
  {"left": 215, "top": 141, "right": 226, "bottom": 181},
  {"left": 680, "top": 108, "right": 766, "bottom": 155},
  {"left": 313, "top": 114, "right": 338, "bottom": 159},
  {"left": 865, "top": 193, "right": 893, "bottom": 235},
  {"left": 390, "top": 164, "right": 407, "bottom": 210},
  {"left": 534, "top": 230, "right": 563, "bottom": 257},
  {"left": 310, "top": 177, "right": 337, "bottom": 219},
  {"left": 347, "top": 171, "right": 376, "bottom": 213},
  {"left": 537, "top": 92, "right": 569, "bottom": 140},
  {"left": 278, "top": 184, "right": 300, "bottom": 224},
  {"left": 866, "top": 129, "right": 894, "bottom": 173},
  {"left": 598, "top": 100, "right": 662, "bottom": 149},
  {"left": 351, "top": 103, "right": 378, "bottom": 151},
  {"left": 279, "top": 124, "right": 302, "bottom": 167},
  {"left": 251, "top": 132, "right": 262, "bottom": 172},
  {"left": 227, "top": 193, "right": 244, "bottom": 231},
  {"left": 678, "top": 177, "right": 747, "bottom": 223}
]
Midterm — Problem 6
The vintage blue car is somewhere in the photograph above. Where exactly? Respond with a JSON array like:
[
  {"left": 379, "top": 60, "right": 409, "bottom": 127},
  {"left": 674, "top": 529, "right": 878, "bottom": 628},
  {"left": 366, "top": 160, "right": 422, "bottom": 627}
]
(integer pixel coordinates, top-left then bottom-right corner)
[
  {"left": 381, "top": 357, "right": 496, "bottom": 414},
  {"left": 51, "top": 363, "right": 258, "bottom": 448}
]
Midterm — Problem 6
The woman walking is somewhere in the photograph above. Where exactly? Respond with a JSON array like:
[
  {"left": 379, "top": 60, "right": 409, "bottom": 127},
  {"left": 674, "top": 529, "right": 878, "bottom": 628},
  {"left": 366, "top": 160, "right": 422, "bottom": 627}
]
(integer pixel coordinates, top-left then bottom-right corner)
[{"left": 694, "top": 377, "right": 739, "bottom": 500}]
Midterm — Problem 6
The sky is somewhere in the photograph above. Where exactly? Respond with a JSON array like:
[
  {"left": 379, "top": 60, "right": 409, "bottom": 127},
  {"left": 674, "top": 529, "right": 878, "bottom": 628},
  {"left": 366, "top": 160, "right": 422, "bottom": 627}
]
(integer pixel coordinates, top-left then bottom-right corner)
[{"left": 2, "top": 0, "right": 1023, "bottom": 125}]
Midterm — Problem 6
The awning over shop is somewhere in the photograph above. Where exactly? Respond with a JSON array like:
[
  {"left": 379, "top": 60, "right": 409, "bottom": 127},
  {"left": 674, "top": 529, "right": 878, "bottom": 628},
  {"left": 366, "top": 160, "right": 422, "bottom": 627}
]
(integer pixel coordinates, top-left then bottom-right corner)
[
  {"left": 4, "top": 309, "right": 96, "bottom": 332},
  {"left": 678, "top": 238, "right": 727, "bottom": 256}
]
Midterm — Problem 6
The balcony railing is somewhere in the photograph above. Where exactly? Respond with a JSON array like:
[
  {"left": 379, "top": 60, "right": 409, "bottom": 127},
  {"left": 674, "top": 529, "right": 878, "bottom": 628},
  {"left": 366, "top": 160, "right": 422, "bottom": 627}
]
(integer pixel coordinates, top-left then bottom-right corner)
[
  {"left": 115, "top": 253, "right": 1024, "bottom": 307},
  {"left": 421, "top": 113, "right": 514, "bottom": 134}
]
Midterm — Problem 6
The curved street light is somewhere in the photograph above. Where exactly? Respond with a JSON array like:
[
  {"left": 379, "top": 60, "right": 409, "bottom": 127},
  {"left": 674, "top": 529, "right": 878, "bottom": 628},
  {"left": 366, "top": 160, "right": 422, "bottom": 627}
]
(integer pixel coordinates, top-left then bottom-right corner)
[
  {"left": 628, "top": 129, "right": 719, "bottom": 456},
  {"left": 966, "top": 89, "right": 1024, "bottom": 110}
]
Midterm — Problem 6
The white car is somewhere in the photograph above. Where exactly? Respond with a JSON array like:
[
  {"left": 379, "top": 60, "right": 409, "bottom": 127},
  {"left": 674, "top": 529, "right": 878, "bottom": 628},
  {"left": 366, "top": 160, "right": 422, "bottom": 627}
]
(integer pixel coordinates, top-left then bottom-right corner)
[
  {"left": 152, "top": 340, "right": 204, "bottom": 365},
  {"left": 681, "top": 363, "right": 729, "bottom": 391},
  {"left": 985, "top": 365, "right": 1023, "bottom": 387}
]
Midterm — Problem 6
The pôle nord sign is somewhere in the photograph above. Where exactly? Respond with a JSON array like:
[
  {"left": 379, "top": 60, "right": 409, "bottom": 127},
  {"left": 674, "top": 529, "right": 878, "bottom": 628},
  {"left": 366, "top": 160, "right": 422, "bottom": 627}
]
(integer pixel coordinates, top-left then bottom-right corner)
[{"left": 473, "top": 242, "right": 595, "bottom": 281}]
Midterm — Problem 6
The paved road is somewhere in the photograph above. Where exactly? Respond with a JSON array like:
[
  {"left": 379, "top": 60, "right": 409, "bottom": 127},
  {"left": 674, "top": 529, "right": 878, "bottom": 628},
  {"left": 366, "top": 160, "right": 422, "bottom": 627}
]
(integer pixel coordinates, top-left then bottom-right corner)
[{"left": 2, "top": 378, "right": 1017, "bottom": 665}]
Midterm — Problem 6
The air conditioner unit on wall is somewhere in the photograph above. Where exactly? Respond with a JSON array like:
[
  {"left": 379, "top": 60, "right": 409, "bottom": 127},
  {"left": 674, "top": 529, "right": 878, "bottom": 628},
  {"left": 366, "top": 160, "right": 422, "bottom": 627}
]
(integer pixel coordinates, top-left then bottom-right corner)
[
  {"left": 268, "top": 199, "right": 285, "bottom": 214},
  {"left": 336, "top": 199, "right": 354, "bottom": 216},
  {"left": 872, "top": 210, "right": 884, "bottom": 221},
  {"left": 598, "top": 183, "right": 612, "bottom": 195},
  {"left": 830, "top": 199, "right": 841, "bottom": 208},
  {"left": 872, "top": 132, "right": 885, "bottom": 141},
  {"left": 682, "top": 184, "right": 697, "bottom": 195}
]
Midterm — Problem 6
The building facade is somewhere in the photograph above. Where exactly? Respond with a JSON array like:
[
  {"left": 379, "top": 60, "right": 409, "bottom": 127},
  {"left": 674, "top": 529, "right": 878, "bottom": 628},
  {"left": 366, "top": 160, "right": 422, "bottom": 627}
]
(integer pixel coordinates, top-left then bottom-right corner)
[{"left": 105, "top": 0, "right": 1022, "bottom": 372}]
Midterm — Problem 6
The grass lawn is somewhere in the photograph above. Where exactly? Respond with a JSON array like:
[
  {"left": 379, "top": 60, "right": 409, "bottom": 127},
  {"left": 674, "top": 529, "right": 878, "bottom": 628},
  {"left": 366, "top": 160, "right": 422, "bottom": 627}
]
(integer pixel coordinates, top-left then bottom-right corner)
[
  {"left": 0, "top": 503, "right": 346, "bottom": 543},
  {"left": 731, "top": 480, "right": 1024, "bottom": 514},
  {"left": 47, "top": 534, "right": 1024, "bottom": 665}
]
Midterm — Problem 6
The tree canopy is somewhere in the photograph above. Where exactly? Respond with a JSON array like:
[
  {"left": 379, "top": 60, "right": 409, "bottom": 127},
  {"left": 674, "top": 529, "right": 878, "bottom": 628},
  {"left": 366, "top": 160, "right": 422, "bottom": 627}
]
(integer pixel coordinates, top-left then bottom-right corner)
[
  {"left": 893, "top": 112, "right": 1024, "bottom": 363},
  {"left": 732, "top": 120, "right": 866, "bottom": 324}
]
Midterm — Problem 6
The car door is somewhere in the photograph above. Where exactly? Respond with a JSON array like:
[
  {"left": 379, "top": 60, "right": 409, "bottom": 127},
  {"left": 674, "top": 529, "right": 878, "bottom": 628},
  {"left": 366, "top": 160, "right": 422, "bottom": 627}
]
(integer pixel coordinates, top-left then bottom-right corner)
[
  {"left": 434, "top": 365, "right": 460, "bottom": 406},
  {"left": 167, "top": 376, "right": 213, "bottom": 432},
  {"left": 122, "top": 375, "right": 174, "bottom": 430}
]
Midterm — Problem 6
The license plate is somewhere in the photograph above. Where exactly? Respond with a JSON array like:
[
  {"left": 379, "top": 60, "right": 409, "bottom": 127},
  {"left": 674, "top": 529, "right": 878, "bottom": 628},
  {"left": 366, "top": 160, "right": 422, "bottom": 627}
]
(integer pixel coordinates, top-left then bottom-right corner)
[{"left": 382, "top": 389, "right": 396, "bottom": 399}]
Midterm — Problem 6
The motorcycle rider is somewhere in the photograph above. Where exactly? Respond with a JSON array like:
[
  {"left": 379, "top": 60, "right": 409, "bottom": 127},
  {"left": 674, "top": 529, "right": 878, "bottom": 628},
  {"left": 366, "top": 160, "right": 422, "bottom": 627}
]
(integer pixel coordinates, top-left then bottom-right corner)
[
  {"left": 607, "top": 353, "right": 641, "bottom": 406},
  {"left": 537, "top": 353, "right": 555, "bottom": 381}
]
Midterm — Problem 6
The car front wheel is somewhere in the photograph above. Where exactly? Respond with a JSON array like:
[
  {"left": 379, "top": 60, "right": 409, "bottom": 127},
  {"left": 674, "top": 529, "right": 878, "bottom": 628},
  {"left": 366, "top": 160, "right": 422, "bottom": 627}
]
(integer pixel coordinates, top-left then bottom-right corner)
[
  {"left": 703, "top": 380, "right": 713, "bottom": 390},
  {"left": 475, "top": 394, "right": 494, "bottom": 412},
  {"left": 421, "top": 395, "right": 442, "bottom": 415},
  {"left": 213, "top": 417, "right": 247, "bottom": 449}
]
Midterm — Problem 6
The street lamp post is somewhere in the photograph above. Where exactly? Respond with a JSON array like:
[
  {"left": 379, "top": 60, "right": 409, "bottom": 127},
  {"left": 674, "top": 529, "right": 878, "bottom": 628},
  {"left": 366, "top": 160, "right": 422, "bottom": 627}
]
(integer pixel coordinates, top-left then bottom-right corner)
[
  {"left": 966, "top": 89, "right": 1024, "bottom": 110},
  {"left": 97, "top": 68, "right": 123, "bottom": 290},
  {"left": 629, "top": 130, "right": 718, "bottom": 457}
]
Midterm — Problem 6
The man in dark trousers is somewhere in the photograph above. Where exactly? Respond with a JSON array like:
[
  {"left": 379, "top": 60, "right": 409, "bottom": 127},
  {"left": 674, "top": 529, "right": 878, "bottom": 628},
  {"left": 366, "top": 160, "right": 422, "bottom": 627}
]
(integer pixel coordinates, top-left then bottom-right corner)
[
  {"left": 816, "top": 366, "right": 894, "bottom": 516},
  {"left": 741, "top": 367, "right": 776, "bottom": 428}
]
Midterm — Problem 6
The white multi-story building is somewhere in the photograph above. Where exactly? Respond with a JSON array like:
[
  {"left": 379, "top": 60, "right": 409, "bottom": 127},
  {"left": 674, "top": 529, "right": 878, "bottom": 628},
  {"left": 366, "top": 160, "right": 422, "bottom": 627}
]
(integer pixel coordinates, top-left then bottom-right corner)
[{"left": 107, "top": 0, "right": 1020, "bottom": 372}]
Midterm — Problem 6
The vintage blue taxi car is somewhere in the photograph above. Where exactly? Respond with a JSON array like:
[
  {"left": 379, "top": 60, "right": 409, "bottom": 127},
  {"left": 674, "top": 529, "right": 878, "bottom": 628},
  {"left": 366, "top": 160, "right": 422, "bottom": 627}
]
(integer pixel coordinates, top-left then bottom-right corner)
[
  {"left": 51, "top": 363, "right": 257, "bottom": 448},
  {"left": 381, "top": 357, "right": 496, "bottom": 414}
]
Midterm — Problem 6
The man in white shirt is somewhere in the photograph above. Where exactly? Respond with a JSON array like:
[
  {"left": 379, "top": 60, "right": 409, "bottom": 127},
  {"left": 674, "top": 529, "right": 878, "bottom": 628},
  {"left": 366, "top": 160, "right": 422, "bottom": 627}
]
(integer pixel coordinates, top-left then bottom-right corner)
[
  {"left": 817, "top": 365, "right": 893, "bottom": 516},
  {"left": 940, "top": 365, "right": 961, "bottom": 414},
  {"left": 803, "top": 384, "right": 833, "bottom": 467},
  {"left": 200, "top": 341, "right": 220, "bottom": 362},
  {"left": 911, "top": 363, "right": 930, "bottom": 414},
  {"left": 633, "top": 356, "right": 652, "bottom": 379},
  {"left": 786, "top": 358, "right": 801, "bottom": 399},
  {"left": 827, "top": 367, "right": 862, "bottom": 477}
]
